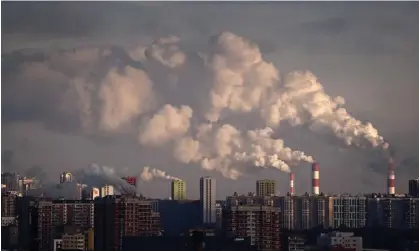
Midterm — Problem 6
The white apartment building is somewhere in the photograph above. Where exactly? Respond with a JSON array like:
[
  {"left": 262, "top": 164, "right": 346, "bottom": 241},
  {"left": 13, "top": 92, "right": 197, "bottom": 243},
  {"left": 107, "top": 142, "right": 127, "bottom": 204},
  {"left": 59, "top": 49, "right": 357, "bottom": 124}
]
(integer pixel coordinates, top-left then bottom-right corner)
[
  {"left": 100, "top": 185, "right": 115, "bottom": 197},
  {"left": 200, "top": 177, "right": 216, "bottom": 224},
  {"left": 318, "top": 231, "right": 363, "bottom": 251}
]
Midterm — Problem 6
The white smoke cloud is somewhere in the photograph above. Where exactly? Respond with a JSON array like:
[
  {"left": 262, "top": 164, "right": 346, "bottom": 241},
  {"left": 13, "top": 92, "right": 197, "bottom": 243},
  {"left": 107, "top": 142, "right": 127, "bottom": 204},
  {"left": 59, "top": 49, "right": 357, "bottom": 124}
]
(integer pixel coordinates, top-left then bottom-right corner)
[
  {"left": 140, "top": 166, "right": 181, "bottom": 181},
  {"left": 262, "top": 70, "right": 389, "bottom": 149},
  {"left": 204, "top": 32, "right": 388, "bottom": 150},
  {"left": 99, "top": 66, "right": 155, "bottom": 132},
  {"left": 205, "top": 32, "right": 280, "bottom": 122},
  {"left": 173, "top": 123, "right": 314, "bottom": 179},
  {"left": 139, "top": 104, "right": 193, "bottom": 146},
  {"left": 71, "top": 77, "right": 94, "bottom": 130},
  {"left": 4, "top": 31, "right": 389, "bottom": 183},
  {"left": 80, "top": 163, "right": 136, "bottom": 194},
  {"left": 145, "top": 36, "right": 187, "bottom": 69}
]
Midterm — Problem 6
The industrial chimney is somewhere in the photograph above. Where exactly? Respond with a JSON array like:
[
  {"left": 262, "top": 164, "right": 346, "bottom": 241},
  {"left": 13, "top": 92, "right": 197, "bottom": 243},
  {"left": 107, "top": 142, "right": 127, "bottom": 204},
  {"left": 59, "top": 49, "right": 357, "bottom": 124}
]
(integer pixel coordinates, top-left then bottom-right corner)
[
  {"left": 289, "top": 173, "right": 295, "bottom": 196},
  {"left": 387, "top": 158, "right": 395, "bottom": 195},
  {"left": 312, "top": 163, "right": 320, "bottom": 195}
]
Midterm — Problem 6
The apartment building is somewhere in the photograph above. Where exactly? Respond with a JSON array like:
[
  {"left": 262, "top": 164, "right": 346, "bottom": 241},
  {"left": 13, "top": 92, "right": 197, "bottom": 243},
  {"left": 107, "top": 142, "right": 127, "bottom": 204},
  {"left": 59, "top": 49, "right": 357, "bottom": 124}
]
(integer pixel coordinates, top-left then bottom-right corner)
[{"left": 223, "top": 204, "right": 281, "bottom": 251}]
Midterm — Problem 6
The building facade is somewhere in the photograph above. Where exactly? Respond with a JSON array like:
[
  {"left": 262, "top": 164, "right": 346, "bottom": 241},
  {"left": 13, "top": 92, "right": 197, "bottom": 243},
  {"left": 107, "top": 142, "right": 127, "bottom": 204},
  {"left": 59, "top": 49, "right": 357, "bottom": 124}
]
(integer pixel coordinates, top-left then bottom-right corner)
[
  {"left": 317, "top": 232, "right": 362, "bottom": 251},
  {"left": 256, "top": 180, "right": 276, "bottom": 197},
  {"left": 94, "top": 195, "right": 162, "bottom": 251},
  {"left": 122, "top": 176, "right": 137, "bottom": 187},
  {"left": 51, "top": 200, "right": 95, "bottom": 229},
  {"left": 200, "top": 177, "right": 216, "bottom": 225},
  {"left": 171, "top": 180, "right": 187, "bottom": 200},
  {"left": 278, "top": 196, "right": 296, "bottom": 230},
  {"left": 223, "top": 204, "right": 281, "bottom": 251},
  {"left": 332, "top": 196, "right": 366, "bottom": 229},
  {"left": 409, "top": 179, "right": 419, "bottom": 197},
  {"left": 1, "top": 192, "right": 17, "bottom": 217},
  {"left": 101, "top": 185, "right": 115, "bottom": 197},
  {"left": 1, "top": 172, "right": 20, "bottom": 193},
  {"left": 367, "top": 195, "right": 419, "bottom": 229},
  {"left": 60, "top": 172, "right": 73, "bottom": 184}
]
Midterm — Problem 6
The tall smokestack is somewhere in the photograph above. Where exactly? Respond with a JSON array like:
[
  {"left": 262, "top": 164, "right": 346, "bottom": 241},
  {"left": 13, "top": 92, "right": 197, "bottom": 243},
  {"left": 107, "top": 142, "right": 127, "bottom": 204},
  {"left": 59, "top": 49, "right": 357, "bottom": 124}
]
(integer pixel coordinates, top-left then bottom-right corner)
[
  {"left": 387, "top": 158, "right": 395, "bottom": 195},
  {"left": 312, "top": 163, "right": 320, "bottom": 195},
  {"left": 289, "top": 173, "right": 295, "bottom": 196}
]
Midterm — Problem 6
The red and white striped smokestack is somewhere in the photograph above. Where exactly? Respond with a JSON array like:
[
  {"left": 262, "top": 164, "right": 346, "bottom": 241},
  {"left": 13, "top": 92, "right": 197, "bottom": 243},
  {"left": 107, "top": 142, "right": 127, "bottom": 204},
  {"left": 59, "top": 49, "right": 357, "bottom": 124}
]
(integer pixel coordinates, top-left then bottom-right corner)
[
  {"left": 387, "top": 158, "right": 395, "bottom": 195},
  {"left": 312, "top": 163, "right": 320, "bottom": 195},
  {"left": 289, "top": 173, "right": 295, "bottom": 196}
]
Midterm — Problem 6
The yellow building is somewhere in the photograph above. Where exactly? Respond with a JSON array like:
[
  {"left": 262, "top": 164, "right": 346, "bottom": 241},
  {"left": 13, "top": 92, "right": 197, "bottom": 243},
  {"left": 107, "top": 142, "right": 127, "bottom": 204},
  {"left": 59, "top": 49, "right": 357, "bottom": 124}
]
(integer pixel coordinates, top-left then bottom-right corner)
[
  {"left": 256, "top": 179, "right": 276, "bottom": 197},
  {"left": 171, "top": 180, "right": 186, "bottom": 200},
  {"left": 61, "top": 227, "right": 94, "bottom": 251},
  {"left": 62, "top": 233, "right": 85, "bottom": 250}
]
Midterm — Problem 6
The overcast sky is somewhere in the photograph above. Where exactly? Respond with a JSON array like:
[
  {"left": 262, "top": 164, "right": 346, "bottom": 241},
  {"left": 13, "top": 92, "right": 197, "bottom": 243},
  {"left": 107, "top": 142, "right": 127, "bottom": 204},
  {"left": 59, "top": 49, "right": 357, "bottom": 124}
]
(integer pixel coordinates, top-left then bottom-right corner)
[{"left": 2, "top": 2, "right": 419, "bottom": 199}]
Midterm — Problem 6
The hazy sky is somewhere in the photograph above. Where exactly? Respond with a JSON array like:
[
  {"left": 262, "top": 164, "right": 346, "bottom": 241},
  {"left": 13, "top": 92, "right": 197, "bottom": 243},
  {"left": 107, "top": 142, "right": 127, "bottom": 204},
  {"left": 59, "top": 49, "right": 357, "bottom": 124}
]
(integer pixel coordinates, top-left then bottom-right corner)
[{"left": 2, "top": 2, "right": 419, "bottom": 199}]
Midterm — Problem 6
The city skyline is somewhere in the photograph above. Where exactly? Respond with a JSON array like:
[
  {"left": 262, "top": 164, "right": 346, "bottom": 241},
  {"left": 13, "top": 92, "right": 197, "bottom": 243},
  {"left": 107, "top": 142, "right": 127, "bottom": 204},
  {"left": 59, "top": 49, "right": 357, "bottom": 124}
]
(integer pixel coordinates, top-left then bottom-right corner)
[
  {"left": 3, "top": 170, "right": 419, "bottom": 201},
  {"left": 2, "top": 2, "right": 419, "bottom": 199}
]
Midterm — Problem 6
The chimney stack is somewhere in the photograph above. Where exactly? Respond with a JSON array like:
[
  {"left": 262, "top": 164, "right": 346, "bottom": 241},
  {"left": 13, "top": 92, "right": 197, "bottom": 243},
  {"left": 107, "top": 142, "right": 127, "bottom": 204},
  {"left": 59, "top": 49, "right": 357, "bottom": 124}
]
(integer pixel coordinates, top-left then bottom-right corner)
[
  {"left": 289, "top": 173, "right": 295, "bottom": 196},
  {"left": 312, "top": 163, "right": 320, "bottom": 195},
  {"left": 387, "top": 158, "right": 395, "bottom": 195}
]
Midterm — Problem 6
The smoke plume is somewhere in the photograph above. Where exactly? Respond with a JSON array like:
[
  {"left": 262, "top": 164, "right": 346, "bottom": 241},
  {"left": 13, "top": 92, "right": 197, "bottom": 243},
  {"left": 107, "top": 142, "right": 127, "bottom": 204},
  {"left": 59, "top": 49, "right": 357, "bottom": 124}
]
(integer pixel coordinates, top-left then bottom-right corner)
[
  {"left": 173, "top": 124, "right": 314, "bottom": 179},
  {"left": 205, "top": 32, "right": 388, "bottom": 150},
  {"left": 78, "top": 163, "right": 136, "bottom": 194},
  {"left": 139, "top": 104, "right": 193, "bottom": 146},
  {"left": 2, "top": 29, "right": 390, "bottom": 183},
  {"left": 98, "top": 66, "right": 155, "bottom": 132},
  {"left": 140, "top": 166, "right": 181, "bottom": 181}
]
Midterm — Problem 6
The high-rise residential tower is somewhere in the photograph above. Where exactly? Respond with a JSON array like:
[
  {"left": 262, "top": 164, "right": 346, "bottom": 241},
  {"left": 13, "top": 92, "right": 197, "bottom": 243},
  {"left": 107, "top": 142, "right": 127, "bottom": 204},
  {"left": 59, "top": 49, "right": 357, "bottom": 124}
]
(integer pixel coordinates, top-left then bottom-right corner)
[
  {"left": 101, "top": 185, "right": 114, "bottom": 197},
  {"left": 60, "top": 172, "right": 73, "bottom": 184},
  {"left": 200, "top": 177, "right": 216, "bottom": 225},
  {"left": 256, "top": 179, "right": 276, "bottom": 197},
  {"left": 171, "top": 180, "right": 186, "bottom": 200},
  {"left": 409, "top": 178, "right": 419, "bottom": 197}
]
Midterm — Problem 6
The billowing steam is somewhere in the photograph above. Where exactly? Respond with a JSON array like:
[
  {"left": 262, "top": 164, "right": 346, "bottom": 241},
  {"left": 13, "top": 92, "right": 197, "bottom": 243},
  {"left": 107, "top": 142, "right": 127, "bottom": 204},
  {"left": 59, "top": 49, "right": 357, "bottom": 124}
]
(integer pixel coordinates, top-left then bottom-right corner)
[
  {"left": 139, "top": 104, "right": 193, "bottom": 146},
  {"left": 80, "top": 163, "right": 136, "bottom": 194},
  {"left": 140, "top": 166, "right": 181, "bottom": 181},
  {"left": 172, "top": 124, "right": 314, "bottom": 179},
  {"left": 205, "top": 32, "right": 388, "bottom": 150},
  {"left": 4, "top": 31, "right": 389, "bottom": 181}
]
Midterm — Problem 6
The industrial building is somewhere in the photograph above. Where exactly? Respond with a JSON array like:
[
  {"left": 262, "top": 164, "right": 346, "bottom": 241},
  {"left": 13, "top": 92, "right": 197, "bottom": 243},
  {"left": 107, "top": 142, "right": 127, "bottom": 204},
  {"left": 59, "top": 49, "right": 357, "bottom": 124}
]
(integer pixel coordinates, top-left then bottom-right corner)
[{"left": 122, "top": 176, "right": 137, "bottom": 187}]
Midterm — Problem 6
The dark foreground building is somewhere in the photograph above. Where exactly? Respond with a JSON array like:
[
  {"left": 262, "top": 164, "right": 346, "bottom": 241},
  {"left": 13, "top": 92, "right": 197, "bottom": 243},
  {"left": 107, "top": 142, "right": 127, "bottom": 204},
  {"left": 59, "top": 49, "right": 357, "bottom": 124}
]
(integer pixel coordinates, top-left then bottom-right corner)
[
  {"left": 223, "top": 204, "right": 281, "bottom": 251},
  {"left": 157, "top": 199, "right": 201, "bottom": 235},
  {"left": 122, "top": 230, "right": 256, "bottom": 251},
  {"left": 94, "top": 195, "right": 162, "bottom": 251}
]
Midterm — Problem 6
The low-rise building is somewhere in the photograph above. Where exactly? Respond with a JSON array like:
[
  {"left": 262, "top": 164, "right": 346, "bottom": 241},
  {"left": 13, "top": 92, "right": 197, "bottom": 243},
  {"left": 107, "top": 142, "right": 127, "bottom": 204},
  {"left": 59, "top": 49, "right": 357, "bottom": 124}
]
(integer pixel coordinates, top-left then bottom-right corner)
[
  {"left": 317, "top": 232, "right": 362, "bottom": 251},
  {"left": 288, "top": 235, "right": 306, "bottom": 251}
]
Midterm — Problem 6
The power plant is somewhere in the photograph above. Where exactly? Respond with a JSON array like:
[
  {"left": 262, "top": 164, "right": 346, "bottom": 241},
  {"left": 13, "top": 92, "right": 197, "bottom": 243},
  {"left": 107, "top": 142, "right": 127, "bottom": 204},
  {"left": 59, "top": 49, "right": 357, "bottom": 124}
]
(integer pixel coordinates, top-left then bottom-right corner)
[
  {"left": 289, "top": 173, "right": 295, "bottom": 196},
  {"left": 387, "top": 158, "right": 396, "bottom": 195},
  {"left": 312, "top": 163, "right": 320, "bottom": 195}
]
